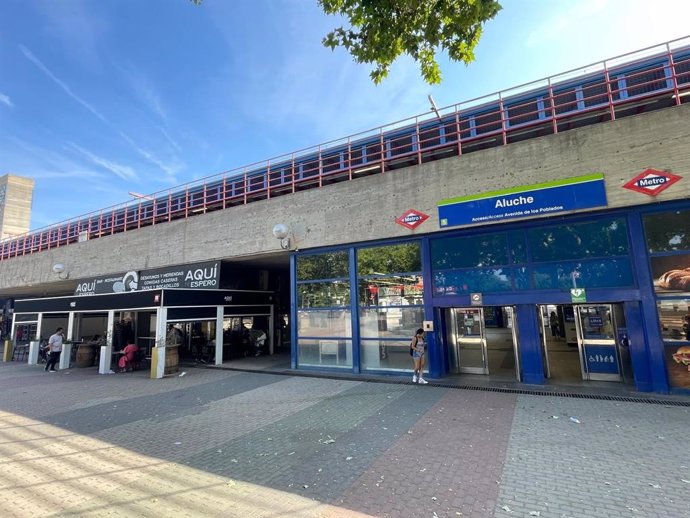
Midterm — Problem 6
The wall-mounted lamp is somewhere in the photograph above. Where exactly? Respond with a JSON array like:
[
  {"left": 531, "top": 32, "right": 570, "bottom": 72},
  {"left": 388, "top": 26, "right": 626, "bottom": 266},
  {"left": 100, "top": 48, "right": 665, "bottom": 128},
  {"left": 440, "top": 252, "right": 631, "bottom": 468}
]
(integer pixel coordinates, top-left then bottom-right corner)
[
  {"left": 52, "top": 263, "right": 70, "bottom": 280},
  {"left": 272, "top": 223, "right": 291, "bottom": 250}
]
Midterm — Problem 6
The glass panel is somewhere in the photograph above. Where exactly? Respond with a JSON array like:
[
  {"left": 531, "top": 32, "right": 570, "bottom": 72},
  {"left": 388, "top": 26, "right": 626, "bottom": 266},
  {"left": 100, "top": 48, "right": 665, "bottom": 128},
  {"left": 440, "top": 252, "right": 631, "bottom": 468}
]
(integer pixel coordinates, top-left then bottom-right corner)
[
  {"left": 297, "top": 281, "right": 351, "bottom": 308},
  {"left": 357, "top": 242, "right": 421, "bottom": 275},
  {"left": 431, "top": 233, "right": 508, "bottom": 269},
  {"left": 361, "top": 339, "right": 423, "bottom": 373},
  {"left": 14, "top": 313, "right": 39, "bottom": 322},
  {"left": 644, "top": 209, "right": 690, "bottom": 252},
  {"left": 577, "top": 306, "right": 615, "bottom": 339},
  {"left": 297, "top": 338, "right": 352, "bottom": 368},
  {"left": 433, "top": 268, "right": 514, "bottom": 296},
  {"left": 532, "top": 259, "right": 633, "bottom": 289},
  {"left": 297, "top": 309, "right": 352, "bottom": 337},
  {"left": 359, "top": 307, "right": 425, "bottom": 339},
  {"left": 508, "top": 230, "right": 527, "bottom": 264},
  {"left": 457, "top": 309, "right": 482, "bottom": 337},
  {"left": 358, "top": 275, "right": 423, "bottom": 305},
  {"left": 657, "top": 299, "right": 690, "bottom": 389},
  {"left": 14, "top": 323, "right": 38, "bottom": 346},
  {"left": 296, "top": 251, "right": 349, "bottom": 281},
  {"left": 529, "top": 218, "right": 629, "bottom": 262}
]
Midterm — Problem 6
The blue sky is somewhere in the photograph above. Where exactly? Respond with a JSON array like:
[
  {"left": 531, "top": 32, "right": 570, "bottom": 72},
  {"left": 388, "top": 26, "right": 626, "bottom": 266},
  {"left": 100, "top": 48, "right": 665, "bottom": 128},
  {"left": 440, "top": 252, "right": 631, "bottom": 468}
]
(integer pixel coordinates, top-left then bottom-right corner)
[{"left": 1, "top": 0, "right": 689, "bottom": 230}]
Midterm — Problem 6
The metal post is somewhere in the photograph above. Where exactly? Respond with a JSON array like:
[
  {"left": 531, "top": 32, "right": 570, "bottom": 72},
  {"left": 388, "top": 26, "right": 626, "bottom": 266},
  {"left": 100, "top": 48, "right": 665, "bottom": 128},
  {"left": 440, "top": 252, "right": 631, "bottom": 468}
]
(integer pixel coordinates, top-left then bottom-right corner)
[{"left": 215, "top": 306, "right": 223, "bottom": 365}]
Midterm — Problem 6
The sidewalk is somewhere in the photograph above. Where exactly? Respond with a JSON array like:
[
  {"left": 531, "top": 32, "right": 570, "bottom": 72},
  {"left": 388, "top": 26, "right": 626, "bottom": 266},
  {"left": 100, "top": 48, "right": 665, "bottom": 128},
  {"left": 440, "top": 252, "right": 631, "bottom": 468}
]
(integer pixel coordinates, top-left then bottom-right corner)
[
  {"left": 206, "top": 351, "right": 690, "bottom": 405},
  {"left": 1, "top": 361, "right": 689, "bottom": 517}
]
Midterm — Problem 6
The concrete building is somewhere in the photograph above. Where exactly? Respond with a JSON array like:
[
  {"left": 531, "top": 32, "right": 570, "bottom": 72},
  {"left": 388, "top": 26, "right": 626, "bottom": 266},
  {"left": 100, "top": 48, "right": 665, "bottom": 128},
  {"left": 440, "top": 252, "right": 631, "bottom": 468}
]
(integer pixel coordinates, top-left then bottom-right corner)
[
  {"left": 0, "top": 174, "right": 34, "bottom": 240},
  {"left": 1, "top": 38, "right": 689, "bottom": 393}
]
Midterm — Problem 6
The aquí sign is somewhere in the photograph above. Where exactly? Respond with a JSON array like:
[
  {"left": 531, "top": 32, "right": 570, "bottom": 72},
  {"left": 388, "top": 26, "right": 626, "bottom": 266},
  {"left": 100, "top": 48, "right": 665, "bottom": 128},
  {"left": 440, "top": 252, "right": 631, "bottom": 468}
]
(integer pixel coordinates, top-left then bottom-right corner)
[{"left": 74, "top": 261, "right": 220, "bottom": 296}]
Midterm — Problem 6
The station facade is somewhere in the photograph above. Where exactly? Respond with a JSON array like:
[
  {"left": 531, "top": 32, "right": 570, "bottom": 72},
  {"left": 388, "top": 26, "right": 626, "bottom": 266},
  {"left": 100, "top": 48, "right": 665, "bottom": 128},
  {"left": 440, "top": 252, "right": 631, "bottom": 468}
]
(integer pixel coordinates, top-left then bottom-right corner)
[{"left": 1, "top": 41, "right": 689, "bottom": 393}]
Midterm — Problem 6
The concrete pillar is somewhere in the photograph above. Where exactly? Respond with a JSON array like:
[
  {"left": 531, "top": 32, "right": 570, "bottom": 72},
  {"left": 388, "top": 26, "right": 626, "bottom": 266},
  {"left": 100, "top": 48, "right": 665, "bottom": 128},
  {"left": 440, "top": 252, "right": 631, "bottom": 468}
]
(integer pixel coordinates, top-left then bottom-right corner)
[
  {"left": 99, "top": 310, "right": 115, "bottom": 374},
  {"left": 152, "top": 307, "right": 167, "bottom": 379},
  {"left": 28, "top": 341, "right": 40, "bottom": 365}
]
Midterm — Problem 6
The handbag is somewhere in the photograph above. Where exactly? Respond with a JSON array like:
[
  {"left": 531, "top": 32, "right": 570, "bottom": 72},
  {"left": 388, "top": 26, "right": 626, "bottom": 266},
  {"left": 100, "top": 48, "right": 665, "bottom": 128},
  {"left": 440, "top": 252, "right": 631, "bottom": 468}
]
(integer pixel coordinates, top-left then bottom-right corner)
[{"left": 409, "top": 337, "right": 417, "bottom": 356}]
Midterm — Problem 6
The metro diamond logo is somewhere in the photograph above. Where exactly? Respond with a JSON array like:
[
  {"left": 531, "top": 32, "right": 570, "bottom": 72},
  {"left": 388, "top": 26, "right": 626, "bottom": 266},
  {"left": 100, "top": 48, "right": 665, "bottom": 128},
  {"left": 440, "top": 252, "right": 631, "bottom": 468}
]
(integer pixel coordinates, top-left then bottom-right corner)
[
  {"left": 396, "top": 209, "right": 429, "bottom": 230},
  {"left": 623, "top": 169, "right": 682, "bottom": 196}
]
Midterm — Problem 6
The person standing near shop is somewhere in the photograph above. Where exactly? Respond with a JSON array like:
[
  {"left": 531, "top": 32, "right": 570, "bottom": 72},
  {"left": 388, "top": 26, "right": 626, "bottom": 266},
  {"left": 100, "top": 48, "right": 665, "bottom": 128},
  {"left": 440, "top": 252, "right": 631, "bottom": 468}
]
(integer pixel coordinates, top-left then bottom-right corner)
[
  {"left": 44, "top": 327, "right": 64, "bottom": 372},
  {"left": 410, "top": 328, "right": 428, "bottom": 384}
]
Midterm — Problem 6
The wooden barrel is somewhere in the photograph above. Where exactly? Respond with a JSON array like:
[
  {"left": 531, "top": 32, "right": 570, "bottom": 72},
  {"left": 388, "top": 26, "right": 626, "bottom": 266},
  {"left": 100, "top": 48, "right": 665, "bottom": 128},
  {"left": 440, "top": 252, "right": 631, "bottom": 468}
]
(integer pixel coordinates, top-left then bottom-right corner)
[
  {"left": 164, "top": 346, "right": 179, "bottom": 375},
  {"left": 75, "top": 344, "right": 95, "bottom": 368}
]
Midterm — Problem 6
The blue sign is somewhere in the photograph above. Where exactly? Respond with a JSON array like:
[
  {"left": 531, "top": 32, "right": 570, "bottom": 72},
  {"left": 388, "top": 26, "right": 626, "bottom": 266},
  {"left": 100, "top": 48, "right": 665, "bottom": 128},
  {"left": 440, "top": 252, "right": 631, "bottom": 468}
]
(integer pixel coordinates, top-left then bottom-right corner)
[
  {"left": 438, "top": 173, "right": 607, "bottom": 228},
  {"left": 584, "top": 345, "right": 619, "bottom": 374},
  {"left": 588, "top": 316, "right": 603, "bottom": 327}
]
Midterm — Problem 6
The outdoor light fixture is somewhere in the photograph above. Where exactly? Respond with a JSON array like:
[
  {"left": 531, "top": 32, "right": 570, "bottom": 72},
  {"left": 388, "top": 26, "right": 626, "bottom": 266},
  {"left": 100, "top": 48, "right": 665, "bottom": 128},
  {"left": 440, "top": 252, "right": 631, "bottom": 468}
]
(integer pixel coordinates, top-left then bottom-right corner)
[
  {"left": 272, "top": 223, "right": 291, "bottom": 250},
  {"left": 52, "top": 263, "right": 70, "bottom": 280},
  {"left": 428, "top": 94, "right": 442, "bottom": 121}
]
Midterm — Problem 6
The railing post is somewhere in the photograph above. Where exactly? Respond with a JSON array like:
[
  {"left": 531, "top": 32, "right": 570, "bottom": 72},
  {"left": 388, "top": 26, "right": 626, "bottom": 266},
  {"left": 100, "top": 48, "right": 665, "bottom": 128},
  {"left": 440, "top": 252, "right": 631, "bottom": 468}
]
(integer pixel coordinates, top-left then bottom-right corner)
[
  {"left": 499, "top": 93, "right": 508, "bottom": 146},
  {"left": 667, "top": 43, "right": 681, "bottom": 106},
  {"left": 415, "top": 116, "right": 422, "bottom": 165},
  {"left": 548, "top": 79, "right": 558, "bottom": 135},
  {"left": 603, "top": 62, "right": 616, "bottom": 122},
  {"left": 266, "top": 160, "right": 271, "bottom": 199},
  {"left": 379, "top": 129, "right": 385, "bottom": 172},
  {"left": 318, "top": 146, "right": 323, "bottom": 188},
  {"left": 347, "top": 137, "right": 353, "bottom": 181},
  {"left": 455, "top": 109, "right": 462, "bottom": 156}
]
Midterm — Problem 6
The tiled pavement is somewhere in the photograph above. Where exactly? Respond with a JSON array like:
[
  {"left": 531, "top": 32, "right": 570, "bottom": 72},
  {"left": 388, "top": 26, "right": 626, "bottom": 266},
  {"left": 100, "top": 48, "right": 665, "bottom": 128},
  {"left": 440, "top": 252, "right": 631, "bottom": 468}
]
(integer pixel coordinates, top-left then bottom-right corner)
[{"left": 0, "top": 361, "right": 688, "bottom": 517}]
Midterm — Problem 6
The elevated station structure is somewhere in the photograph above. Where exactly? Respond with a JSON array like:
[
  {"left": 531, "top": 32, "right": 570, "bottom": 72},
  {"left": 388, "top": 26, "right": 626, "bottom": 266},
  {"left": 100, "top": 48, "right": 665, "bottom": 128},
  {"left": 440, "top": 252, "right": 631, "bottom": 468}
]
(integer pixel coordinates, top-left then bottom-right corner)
[{"left": 1, "top": 37, "right": 689, "bottom": 393}]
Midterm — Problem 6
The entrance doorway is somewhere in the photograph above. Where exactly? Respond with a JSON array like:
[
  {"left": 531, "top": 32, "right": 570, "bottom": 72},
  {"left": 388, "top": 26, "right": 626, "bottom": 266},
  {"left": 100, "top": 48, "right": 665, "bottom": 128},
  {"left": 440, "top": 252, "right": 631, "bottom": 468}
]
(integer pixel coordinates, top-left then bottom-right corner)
[
  {"left": 444, "top": 306, "right": 520, "bottom": 380},
  {"left": 540, "top": 304, "right": 630, "bottom": 383}
]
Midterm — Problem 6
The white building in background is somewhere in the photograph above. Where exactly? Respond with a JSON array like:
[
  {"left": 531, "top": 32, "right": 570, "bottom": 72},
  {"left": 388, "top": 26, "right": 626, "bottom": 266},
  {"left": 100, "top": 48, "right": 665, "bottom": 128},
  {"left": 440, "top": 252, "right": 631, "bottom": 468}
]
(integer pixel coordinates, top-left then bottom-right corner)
[{"left": 0, "top": 174, "right": 34, "bottom": 240}]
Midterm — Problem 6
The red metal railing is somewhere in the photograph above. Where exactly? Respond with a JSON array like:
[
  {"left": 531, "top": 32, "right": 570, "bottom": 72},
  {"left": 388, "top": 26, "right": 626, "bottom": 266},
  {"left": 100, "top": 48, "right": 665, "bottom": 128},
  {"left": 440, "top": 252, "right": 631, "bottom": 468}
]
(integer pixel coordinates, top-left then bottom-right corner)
[{"left": 1, "top": 36, "right": 689, "bottom": 262}]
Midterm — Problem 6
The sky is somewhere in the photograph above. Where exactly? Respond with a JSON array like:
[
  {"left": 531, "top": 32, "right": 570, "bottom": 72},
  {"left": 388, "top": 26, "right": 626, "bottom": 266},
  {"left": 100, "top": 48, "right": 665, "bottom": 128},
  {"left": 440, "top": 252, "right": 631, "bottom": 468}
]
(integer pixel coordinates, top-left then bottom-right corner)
[{"left": 1, "top": 0, "right": 689, "bottom": 231}]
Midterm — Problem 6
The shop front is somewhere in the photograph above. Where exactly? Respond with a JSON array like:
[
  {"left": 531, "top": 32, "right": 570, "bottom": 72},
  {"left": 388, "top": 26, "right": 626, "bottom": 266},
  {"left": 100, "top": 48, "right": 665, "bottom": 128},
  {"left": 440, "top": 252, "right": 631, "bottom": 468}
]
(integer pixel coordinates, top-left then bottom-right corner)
[{"left": 12, "top": 260, "right": 275, "bottom": 377}]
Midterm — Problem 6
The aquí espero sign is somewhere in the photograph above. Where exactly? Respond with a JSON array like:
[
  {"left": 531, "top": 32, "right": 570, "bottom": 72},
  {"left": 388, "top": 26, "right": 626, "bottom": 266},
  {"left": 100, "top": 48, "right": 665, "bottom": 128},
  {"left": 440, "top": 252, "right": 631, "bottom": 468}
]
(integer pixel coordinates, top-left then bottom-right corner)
[
  {"left": 74, "top": 260, "right": 220, "bottom": 296},
  {"left": 437, "top": 173, "right": 608, "bottom": 228}
]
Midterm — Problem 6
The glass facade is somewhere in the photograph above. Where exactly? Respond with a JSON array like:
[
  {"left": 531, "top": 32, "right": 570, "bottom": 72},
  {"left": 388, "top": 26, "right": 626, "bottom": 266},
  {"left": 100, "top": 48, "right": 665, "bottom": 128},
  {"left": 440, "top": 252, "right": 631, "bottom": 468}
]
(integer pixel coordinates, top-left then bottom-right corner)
[
  {"left": 644, "top": 209, "right": 690, "bottom": 390},
  {"left": 431, "top": 217, "right": 634, "bottom": 295},
  {"left": 358, "top": 243, "right": 424, "bottom": 372},
  {"left": 296, "top": 251, "right": 352, "bottom": 368}
]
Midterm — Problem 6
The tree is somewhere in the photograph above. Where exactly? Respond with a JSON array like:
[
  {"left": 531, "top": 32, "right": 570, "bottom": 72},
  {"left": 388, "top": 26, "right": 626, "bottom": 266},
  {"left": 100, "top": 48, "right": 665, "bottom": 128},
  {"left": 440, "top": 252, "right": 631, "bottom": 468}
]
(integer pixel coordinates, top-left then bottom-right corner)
[{"left": 319, "top": 0, "right": 502, "bottom": 84}]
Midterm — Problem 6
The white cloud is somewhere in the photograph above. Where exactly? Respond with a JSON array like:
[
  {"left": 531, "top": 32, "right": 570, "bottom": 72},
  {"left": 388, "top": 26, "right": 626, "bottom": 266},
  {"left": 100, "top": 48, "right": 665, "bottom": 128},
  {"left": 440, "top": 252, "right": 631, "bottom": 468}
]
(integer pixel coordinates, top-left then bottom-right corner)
[
  {"left": 0, "top": 92, "right": 13, "bottom": 108},
  {"left": 65, "top": 142, "right": 138, "bottom": 182},
  {"left": 18, "top": 44, "right": 184, "bottom": 181}
]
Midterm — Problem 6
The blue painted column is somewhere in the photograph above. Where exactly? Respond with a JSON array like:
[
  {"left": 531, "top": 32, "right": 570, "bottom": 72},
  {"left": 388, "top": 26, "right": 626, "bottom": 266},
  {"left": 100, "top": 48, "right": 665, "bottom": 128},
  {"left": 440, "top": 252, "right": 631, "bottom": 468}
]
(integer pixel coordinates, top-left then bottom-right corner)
[
  {"left": 623, "top": 301, "right": 653, "bottom": 392},
  {"left": 515, "top": 304, "right": 545, "bottom": 385},
  {"left": 627, "top": 212, "right": 669, "bottom": 393},
  {"left": 290, "top": 253, "right": 297, "bottom": 370},
  {"left": 420, "top": 236, "right": 441, "bottom": 378}
]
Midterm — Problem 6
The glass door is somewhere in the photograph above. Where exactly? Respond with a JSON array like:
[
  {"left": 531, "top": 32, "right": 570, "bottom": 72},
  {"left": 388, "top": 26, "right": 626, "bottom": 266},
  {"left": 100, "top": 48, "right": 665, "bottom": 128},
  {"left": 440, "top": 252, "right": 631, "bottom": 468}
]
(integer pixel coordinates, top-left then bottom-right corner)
[
  {"left": 454, "top": 308, "right": 488, "bottom": 374},
  {"left": 574, "top": 305, "right": 622, "bottom": 382}
]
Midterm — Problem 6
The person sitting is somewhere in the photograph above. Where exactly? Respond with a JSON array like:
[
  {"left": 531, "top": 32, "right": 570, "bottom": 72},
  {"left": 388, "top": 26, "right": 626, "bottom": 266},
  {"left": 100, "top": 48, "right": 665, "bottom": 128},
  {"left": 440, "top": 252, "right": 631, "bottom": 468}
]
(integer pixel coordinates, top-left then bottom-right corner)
[{"left": 118, "top": 342, "right": 139, "bottom": 372}]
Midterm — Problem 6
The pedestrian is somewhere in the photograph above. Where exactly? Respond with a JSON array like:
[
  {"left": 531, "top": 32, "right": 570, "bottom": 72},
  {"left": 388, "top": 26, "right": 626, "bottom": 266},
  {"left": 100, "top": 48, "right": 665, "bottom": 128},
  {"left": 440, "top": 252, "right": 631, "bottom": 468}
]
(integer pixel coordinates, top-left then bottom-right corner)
[
  {"left": 117, "top": 341, "right": 139, "bottom": 372},
  {"left": 549, "top": 311, "right": 559, "bottom": 338},
  {"left": 44, "top": 327, "right": 64, "bottom": 372},
  {"left": 410, "top": 328, "right": 428, "bottom": 384}
]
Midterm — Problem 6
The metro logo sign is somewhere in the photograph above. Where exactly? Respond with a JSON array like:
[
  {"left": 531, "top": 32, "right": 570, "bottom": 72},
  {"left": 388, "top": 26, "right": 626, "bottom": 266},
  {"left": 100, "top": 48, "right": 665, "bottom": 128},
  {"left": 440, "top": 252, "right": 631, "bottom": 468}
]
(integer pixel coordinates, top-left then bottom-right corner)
[
  {"left": 396, "top": 209, "right": 429, "bottom": 230},
  {"left": 623, "top": 169, "right": 682, "bottom": 196}
]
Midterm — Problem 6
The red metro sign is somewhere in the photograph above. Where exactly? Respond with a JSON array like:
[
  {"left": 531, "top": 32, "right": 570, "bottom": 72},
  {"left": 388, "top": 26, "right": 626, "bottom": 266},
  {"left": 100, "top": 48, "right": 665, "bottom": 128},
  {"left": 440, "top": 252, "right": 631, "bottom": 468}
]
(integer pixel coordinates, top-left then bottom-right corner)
[
  {"left": 396, "top": 209, "right": 429, "bottom": 230},
  {"left": 623, "top": 169, "right": 682, "bottom": 196}
]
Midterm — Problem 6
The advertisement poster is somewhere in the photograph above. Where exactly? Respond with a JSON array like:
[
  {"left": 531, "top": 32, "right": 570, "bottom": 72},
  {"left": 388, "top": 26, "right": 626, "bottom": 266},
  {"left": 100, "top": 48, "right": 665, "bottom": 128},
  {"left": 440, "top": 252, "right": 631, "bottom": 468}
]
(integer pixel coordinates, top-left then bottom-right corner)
[
  {"left": 657, "top": 300, "right": 690, "bottom": 389},
  {"left": 650, "top": 253, "right": 690, "bottom": 295}
]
